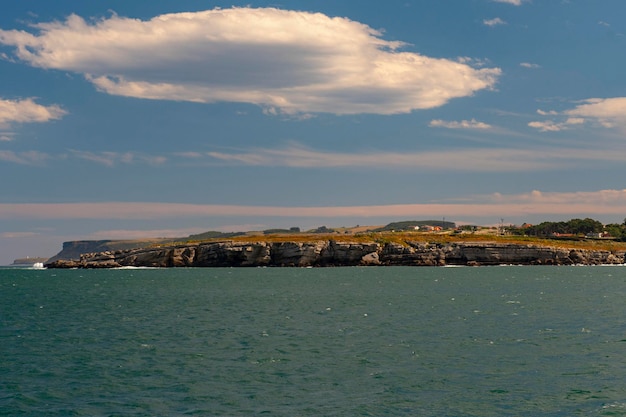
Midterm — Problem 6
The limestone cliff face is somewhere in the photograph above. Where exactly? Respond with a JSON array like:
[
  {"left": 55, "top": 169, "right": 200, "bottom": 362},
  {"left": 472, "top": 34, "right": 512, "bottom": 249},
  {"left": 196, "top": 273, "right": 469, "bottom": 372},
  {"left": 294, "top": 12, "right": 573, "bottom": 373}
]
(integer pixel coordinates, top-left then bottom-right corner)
[{"left": 45, "top": 240, "right": 626, "bottom": 268}]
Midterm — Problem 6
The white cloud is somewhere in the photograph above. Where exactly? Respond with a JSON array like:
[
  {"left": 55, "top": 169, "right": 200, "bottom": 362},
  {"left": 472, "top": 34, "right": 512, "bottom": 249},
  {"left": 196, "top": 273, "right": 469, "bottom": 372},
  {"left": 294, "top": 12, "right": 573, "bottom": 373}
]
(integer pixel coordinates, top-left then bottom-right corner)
[
  {"left": 528, "top": 120, "right": 566, "bottom": 132},
  {"left": 483, "top": 18, "right": 507, "bottom": 27},
  {"left": 564, "top": 117, "right": 584, "bottom": 125},
  {"left": 457, "top": 56, "right": 492, "bottom": 67},
  {"left": 0, "top": 98, "right": 66, "bottom": 128},
  {"left": 527, "top": 118, "right": 585, "bottom": 132},
  {"left": 0, "top": 8, "right": 500, "bottom": 115},
  {"left": 429, "top": 119, "right": 492, "bottom": 129},
  {"left": 530, "top": 97, "right": 626, "bottom": 132},
  {"left": 565, "top": 97, "right": 626, "bottom": 129},
  {"left": 492, "top": 0, "right": 523, "bottom": 5},
  {"left": 520, "top": 62, "right": 540, "bottom": 69},
  {"left": 0, "top": 134, "right": 14, "bottom": 141}
]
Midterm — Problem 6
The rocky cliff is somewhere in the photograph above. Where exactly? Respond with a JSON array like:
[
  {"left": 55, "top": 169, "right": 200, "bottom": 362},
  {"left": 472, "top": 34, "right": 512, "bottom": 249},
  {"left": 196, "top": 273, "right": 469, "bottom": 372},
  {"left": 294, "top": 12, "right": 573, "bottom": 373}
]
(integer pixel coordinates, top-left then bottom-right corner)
[{"left": 45, "top": 240, "right": 626, "bottom": 268}]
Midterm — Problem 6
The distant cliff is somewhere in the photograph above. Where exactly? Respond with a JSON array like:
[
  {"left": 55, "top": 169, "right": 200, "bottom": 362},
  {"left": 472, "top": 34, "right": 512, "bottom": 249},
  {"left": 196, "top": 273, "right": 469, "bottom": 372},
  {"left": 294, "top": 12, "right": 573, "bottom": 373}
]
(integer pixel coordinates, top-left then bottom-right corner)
[
  {"left": 45, "top": 240, "right": 626, "bottom": 268},
  {"left": 46, "top": 238, "right": 178, "bottom": 263},
  {"left": 45, "top": 233, "right": 247, "bottom": 263},
  {"left": 11, "top": 257, "right": 49, "bottom": 265}
]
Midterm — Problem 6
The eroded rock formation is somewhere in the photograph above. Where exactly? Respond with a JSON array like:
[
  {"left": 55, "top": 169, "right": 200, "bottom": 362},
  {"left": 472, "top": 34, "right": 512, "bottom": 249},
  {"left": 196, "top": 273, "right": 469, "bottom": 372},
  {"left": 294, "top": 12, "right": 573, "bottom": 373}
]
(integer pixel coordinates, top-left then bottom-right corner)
[{"left": 45, "top": 240, "right": 626, "bottom": 268}]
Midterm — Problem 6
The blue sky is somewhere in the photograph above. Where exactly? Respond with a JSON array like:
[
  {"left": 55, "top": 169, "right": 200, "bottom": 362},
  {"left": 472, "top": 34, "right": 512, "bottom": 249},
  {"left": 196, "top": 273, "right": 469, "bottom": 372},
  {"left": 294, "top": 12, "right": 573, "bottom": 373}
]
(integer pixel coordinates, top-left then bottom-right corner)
[{"left": 1, "top": 0, "right": 626, "bottom": 263}]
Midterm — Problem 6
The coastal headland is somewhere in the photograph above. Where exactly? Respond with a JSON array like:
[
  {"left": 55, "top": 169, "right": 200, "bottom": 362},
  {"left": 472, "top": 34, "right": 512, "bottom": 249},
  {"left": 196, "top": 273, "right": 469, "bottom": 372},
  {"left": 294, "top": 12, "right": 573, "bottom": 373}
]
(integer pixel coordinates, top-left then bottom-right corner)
[
  {"left": 45, "top": 233, "right": 626, "bottom": 268},
  {"left": 11, "top": 257, "right": 49, "bottom": 266}
]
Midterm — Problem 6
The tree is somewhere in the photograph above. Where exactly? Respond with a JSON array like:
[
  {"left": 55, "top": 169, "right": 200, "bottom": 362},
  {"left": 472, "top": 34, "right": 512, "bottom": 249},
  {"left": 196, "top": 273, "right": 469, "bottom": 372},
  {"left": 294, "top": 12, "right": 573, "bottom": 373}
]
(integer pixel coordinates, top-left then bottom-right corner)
[
  {"left": 522, "top": 218, "right": 603, "bottom": 237},
  {"left": 605, "top": 223, "right": 626, "bottom": 241},
  {"left": 567, "top": 218, "right": 603, "bottom": 235}
]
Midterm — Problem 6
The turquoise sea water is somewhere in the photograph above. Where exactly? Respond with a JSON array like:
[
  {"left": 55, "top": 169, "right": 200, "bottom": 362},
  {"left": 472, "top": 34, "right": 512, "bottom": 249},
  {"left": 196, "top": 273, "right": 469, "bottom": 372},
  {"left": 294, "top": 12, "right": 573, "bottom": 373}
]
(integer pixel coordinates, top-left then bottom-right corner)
[{"left": 2, "top": 266, "right": 626, "bottom": 416}]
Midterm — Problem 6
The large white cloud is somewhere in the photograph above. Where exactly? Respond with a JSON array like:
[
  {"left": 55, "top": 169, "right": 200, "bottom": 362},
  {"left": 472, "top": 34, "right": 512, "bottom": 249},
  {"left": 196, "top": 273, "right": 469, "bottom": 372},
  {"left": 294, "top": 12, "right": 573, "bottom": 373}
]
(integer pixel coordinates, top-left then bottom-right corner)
[
  {"left": 0, "top": 98, "right": 66, "bottom": 127},
  {"left": 0, "top": 8, "right": 500, "bottom": 115}
]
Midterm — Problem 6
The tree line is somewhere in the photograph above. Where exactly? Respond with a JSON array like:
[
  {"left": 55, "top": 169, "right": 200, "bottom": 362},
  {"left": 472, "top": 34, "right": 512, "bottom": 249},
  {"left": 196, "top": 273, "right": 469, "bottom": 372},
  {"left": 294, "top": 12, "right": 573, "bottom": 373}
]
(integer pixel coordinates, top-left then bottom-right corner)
[{"left": 513, "top": 218, "right": 626, "bottom": 240}]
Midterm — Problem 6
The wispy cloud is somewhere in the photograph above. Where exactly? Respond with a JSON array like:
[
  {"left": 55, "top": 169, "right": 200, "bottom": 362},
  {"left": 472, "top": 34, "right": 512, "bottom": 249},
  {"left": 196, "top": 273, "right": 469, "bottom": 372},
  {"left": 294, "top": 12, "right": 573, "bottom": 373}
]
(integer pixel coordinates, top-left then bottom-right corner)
[
  {"left": 457, "top": 57, "right": 492, "bottom": 67},
  {"left": 0, "top": 97, "right": 66, "bottom": 128},
  {"left": 69, "top": 150, "right": 167, "bottom": 167},
  {"left": 492, "top": 0, "right": 523, "bottom": 5},
  {"left": 528, "top": 118, "right": 583, "bottom": 132},
  {"left": 536, "top": 109, "right": 558, "bottom": 116},
  {"left": 4, "top": 142, "right": 626, "bottom": 171},
  {"left": 2, "top": 189, "right": 626, "bottom": 222},
  {"left": 0, "top": 150, "right": 49, "bottom": 165},
  {"left": 173, "top": 151, "right": 204, "bottom": 159},
  {"left": 207, "top": 144, "right": 547, "bottom": 171},
  {"left": 0, "top": 149, "right": 171, "bottom": 167},
  {"left": 0, "top": 8, "right": 500, "bottom": 115},
  {"left": 447, "top": 189, "right": 626, "bottom": 205},
  {"left": 429, "top": 119, "right": 492, "bottom": 130},
  {"left": 87, "top": 227, "right": 211, "bottom": 240},
  {"left": 0, "top": 231, "right": 40, "bottom": 238},
  {"left": 520, "top": 62, "right": 540, "bottom": 69},
  {"left": 530, "top": 97, "right": 626, "bottom": 132},
  {"left": 69, "top": 150, "right": 134, "bottom": 167},
  {"left": 483, "top": 18, "right": 507, "bottom": 27},
  {"left": 86, "top": 224, "right": 270, "bottom": 239},
  {"left": 205, "top": 143, "right": 626, "bottom": 171}
]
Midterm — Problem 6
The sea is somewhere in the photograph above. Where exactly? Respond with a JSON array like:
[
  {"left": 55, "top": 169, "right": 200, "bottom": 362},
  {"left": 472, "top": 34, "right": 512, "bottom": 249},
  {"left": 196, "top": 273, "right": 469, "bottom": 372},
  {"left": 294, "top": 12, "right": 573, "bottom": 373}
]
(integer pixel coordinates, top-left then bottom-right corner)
[{"left": 2, "top": 265, "right": 626, "bottom": 416}]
